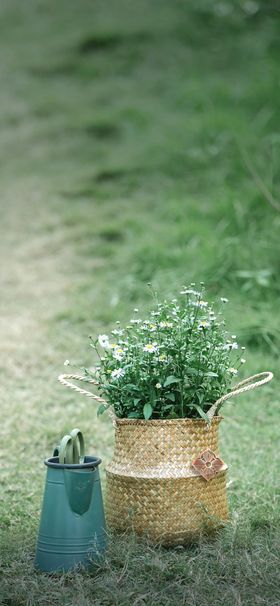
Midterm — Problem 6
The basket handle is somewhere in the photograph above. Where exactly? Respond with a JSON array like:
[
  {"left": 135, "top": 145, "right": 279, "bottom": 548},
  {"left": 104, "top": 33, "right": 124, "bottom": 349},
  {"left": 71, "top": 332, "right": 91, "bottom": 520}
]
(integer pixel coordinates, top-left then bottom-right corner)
[
  {"left": 206, "top": 371, "right": 273, "bottom": 423},
  {"left": 58, "top": 373, "right": 116, "bottom": 424},
  {"left": 59, "top": 371, "right": 273, "bottom": 426}
]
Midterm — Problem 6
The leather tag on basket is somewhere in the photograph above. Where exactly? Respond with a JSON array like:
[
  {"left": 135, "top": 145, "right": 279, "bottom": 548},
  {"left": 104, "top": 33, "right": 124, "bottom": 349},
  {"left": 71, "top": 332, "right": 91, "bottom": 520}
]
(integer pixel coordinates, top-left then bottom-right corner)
[{"left": 192, "top": 449, "right": 225, "bottom": 481}]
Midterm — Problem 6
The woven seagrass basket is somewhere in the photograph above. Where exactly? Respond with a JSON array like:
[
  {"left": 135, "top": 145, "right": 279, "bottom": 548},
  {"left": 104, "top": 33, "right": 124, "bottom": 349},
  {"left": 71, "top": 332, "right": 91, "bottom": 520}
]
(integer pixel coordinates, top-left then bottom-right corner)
[
  {"left": 106, "top": 416, "right": 227, "bottom": 544},
  {"left": 59, "top": 371, "right": 273, "bottom": 546}
]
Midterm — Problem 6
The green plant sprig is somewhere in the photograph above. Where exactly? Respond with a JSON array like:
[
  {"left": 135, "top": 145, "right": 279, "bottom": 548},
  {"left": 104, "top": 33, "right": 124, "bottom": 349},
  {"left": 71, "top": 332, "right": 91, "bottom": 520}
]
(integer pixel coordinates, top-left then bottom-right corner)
[{"left": 88, "top": 285, "right": 246, "bottom": 420}]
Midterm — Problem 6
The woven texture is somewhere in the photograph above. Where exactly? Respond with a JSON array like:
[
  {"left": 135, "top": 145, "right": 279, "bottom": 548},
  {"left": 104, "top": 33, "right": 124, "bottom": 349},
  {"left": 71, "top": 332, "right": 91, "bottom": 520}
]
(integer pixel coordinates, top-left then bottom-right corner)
[
  {"left": 106, "top": 472, "right": 228, "bottom": 545},
  {"left": 105, "top": 417, "right": 228, "bottom": 544}
]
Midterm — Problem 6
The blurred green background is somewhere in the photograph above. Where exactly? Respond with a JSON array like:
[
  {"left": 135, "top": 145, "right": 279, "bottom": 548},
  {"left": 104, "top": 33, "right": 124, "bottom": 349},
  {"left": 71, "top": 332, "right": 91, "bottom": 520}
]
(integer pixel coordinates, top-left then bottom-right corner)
[{"left": 0, "top": 1, "right": 279, "bottom": 605}]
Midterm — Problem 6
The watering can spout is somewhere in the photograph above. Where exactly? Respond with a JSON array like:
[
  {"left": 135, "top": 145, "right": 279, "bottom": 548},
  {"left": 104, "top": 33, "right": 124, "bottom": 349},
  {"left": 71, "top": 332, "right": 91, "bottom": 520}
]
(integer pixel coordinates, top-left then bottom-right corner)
[{"left": 64, "top": 469, "right": 95, "bottom": 515}]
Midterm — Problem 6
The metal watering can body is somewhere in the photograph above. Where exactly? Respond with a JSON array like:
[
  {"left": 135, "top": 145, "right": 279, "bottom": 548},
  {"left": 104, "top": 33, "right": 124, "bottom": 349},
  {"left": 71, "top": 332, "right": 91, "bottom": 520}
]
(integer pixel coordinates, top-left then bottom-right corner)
[{"left": 35, "top": 455, "right": 106, "bottom": 573}]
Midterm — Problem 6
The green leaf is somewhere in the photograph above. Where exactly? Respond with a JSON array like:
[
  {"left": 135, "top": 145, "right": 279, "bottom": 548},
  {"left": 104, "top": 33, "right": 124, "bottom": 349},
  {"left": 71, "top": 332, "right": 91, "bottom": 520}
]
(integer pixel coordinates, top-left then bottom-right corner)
[
  {"left": 204, "top": 371, "right": 218, "bottom": 378},
  {"left": 133, "top": 398, "right": 141, "bottom": 405},
  {"left": 165, "top": 392, "right": 175, "bottom": 402},
  {"left": 143, "top": 402, "right": 153, "bottom": 420},
  {"left": 104, "top": 383, "right": 118, "bottom": 391},
  {"left": 128, "top": 412, "right": 141, "bottom": 419},
  {"left": 168, "top": 411, "right": 179, "bottom": 419},
  {"left": 97, "top": 403, "right": 107, "bottom": 416},
  {"left": 83, "top": 368, "right": 97, "bottom": 378},
  {"left": 186, "top": 367, "right": 200, "bottom": 376},
  {"left": 163, "top": 375, "right": 181, "bottom": 387},
  {"left": 197, "top": 392, "right": 204, "bottom": 404},
  {"left": 193, "top": 404, "right": 210, "bottom": 425},
  {"left": 123, "top": 383, "right": 140, "bottom": 392}
]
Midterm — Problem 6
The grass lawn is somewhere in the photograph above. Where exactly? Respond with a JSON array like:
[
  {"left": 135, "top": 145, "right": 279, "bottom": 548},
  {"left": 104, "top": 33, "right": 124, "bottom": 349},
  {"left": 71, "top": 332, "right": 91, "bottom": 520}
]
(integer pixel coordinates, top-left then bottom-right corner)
[{"left": 0, "top": 1, "right": 279, "bottom": 604}]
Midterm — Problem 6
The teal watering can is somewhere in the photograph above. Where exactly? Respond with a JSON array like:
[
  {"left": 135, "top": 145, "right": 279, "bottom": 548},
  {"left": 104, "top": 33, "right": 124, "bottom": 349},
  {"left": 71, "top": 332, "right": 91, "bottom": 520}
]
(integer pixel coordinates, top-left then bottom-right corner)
[{"left": 35, "top": 429, "right": 106, "bottom": 573}]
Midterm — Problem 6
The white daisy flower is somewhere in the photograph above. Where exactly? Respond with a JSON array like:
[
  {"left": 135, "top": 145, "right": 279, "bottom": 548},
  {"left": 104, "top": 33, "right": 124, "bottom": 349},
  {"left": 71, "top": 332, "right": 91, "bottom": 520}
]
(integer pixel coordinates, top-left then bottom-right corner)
[
  {"left": 134, "top": 308, "right": 139, "bottom": 312},
  {"left": 223, "top": 342, "right": 238, "bottom": 350},
  {"left": 159, "top": 321, "right": 173, "bottom": 328},
  {"left": 108, "top": 342, "right": 118, "bottom": 349},
  {"left": 227, "top": 367, "right": 238, "bottom": 375},
  {"left": 221, "top": 297, "right": 229, "bottom": 303},
  {"left": 192, "top": 300, "right": 208, "bottom": 308},
  {"left": 198, "top": 321, "right": 210, "bottom": 329},
  {"left": 113, "top": 348, "right": 125, "bottom": 361},
  {"left": 143, "top": 343, "right": 158, "bottom": 353},
  {"left": 240, "top": 358, "right": 246, "bottom": 364},
  {"left": 98, "top": 334, "right": 110, "bottom": 349},
  {"left": 111, "top": 329, "right": 124, "bottom": 336},
  {"left": 111, "top": 368, "right": 125, "bottom": 380},
  {"left": 155, "top": 382, "right": 162, "bottom": 389},
  {"left": 182, "top": 289, "right": 201, "bottom": 297},
  {"left": 130, "top": 319, "right": 142, "bottom": 324},
  {"left": 180, "top": 288, "right": 196, "bottom": 295},
  {"left": 64, "top": 359, "right": 70, "bottom": 366}
]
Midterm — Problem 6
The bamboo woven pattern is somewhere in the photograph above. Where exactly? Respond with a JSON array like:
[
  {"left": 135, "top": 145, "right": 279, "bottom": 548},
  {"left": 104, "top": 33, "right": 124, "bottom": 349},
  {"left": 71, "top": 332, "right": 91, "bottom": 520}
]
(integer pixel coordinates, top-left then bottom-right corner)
[
  {"left": 106, "top": 417, "right": 226, "bottom": 478},
  {"left": 106, "top": 471, "right": 228, "bottom": 545},
  {"left": 105, "top": 417, "right": 228, "bottom": 544}
]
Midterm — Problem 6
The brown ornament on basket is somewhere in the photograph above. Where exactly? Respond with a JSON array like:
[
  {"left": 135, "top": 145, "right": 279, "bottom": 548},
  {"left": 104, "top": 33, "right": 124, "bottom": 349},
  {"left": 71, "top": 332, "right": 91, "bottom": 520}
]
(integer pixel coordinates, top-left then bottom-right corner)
[{"left": 192, "top": 449, "right": 225, "bottom": 481}]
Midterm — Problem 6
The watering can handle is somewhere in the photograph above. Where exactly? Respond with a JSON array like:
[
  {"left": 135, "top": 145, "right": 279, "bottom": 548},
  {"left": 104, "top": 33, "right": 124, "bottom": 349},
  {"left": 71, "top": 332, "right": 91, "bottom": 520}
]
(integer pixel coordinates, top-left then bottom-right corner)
[
  {"left": 58, "top": 373, "right": 116, "bottom": 424},
  {"left": 70, "top": 428, "right": 85, "bottom": 462},
  {"left": 206, "top": 371, "right": 273, "bottom": 423},
  {"left": 55, "top": 429, "right": 86, "bottom": 464}
]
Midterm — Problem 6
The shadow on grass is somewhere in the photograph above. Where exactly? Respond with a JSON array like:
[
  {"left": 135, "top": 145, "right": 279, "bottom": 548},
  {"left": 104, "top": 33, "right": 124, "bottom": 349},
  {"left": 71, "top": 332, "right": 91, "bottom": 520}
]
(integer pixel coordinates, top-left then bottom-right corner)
[{"left": 77, "top": 32, "right": 152, "bottom": 55}]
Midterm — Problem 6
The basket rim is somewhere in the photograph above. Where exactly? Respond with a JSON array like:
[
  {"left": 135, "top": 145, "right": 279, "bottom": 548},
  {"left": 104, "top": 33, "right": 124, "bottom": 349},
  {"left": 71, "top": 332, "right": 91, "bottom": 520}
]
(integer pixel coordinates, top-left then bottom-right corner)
[{"left": 114, "top": 416, "right": 223, "bottom": 426}]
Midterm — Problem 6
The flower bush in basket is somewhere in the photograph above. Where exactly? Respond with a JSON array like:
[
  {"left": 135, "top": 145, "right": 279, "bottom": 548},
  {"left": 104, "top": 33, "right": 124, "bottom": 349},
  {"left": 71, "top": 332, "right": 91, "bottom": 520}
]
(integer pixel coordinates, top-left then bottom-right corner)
[{"left": 59, "top": 284, "right": 272, "bottom": 545}]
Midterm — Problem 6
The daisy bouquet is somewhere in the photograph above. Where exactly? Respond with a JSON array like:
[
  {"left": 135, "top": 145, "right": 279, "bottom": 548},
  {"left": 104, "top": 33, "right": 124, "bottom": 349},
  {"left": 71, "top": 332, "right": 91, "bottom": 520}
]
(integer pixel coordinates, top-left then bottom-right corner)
[{"left": 83, "top": 284, "right": 246, "bottom": 420}]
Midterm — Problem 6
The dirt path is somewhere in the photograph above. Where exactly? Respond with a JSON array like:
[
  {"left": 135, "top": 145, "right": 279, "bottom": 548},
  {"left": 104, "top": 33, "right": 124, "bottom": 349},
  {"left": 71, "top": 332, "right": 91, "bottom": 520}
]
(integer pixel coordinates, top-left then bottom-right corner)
[
  {"left": 0, "top": 182, "right": 113, "bottom": 516},
  {"left": 0, "top": 183, "right": 68, "bottom": 378}
]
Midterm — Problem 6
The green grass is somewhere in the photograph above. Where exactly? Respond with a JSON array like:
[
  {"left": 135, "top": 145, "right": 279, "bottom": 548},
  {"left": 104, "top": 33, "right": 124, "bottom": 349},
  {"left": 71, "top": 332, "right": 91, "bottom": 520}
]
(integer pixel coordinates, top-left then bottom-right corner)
[{"left": 0, "top": 1, "right": 279, "bottom": 604}]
